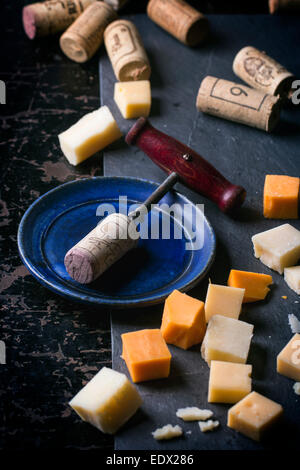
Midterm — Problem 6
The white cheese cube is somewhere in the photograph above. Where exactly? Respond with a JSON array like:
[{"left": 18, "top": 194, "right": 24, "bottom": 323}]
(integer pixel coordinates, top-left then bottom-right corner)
[
  {"left": 114, "top": 80, "right": 151, "bottom": 119},
  {"left": 284, "top": 266, "right": 300, "bottom": 295},
  {"left": 176, "top": 407, "right": 213, "bottom": 421},
  {"left": 58, "top": 106, "right": 122, "bottom": 165},
  {"left": 69, "top": 367, "right": 142, "bottom": 434},
  {"left": 252, "top": 224, "right": 300, "bottom": 274},
  {"left": 201, "top": 314, "right": 254, "bottom": 366},
  {"left": 199, "top": 420, "right": 219, "bottom": 432},
  {"left": 152, "top": 424, "right": 183, "bottom": 440}
]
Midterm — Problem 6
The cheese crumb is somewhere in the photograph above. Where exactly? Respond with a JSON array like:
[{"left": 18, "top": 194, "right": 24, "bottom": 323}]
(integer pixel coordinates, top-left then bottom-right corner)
[
  {"left": 288, "top": 314, "right": 300, "bottom": 334},
  {"left": 199, "top": 420, "right": 219, "bottom": 433},
  {"left": 176, "top": 407, "right": 213, "bottom": 421},
  {"left": 152, "top": 424, "right": 183, "bottom": 440},
  {"left": 293, "top": 382, "right": 300, "bottom": 395}
]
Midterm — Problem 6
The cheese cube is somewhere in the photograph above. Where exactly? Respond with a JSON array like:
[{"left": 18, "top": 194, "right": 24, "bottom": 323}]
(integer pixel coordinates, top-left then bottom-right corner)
[
  {"left": 121, "top": 329, "right": 171, "bottom": 383},
  {"left": 277, "top": 334, "right": 300, "bottom": 381},
  {"left": 263, "top": 175, "right": 299, "bottom": 219},
  {"left": 58, "top": 106, "right": 122, "bottom": 165},
  {"left": 201, "top": 314, "right": 254, "bottom": 366},
  {"left": 69, "top": 367, "right": 142, "bottom": 434},
  {"left": 161, "top": 289, "right": 206, "bottom": 350},
  {"left": 114, "top": 80, "right": 151, "bottom": 119},
  {"left": 227, "top": 391, "right": 283, "bottom": 441},
  {"left": 284, "top": 266, "right": 300, "bottom": 295},
  {"left": 227, "top": 270, "right": 273, "bottom": 303},
  {"left": 204, "top": 284, "right": 245, "bottom": 322},
  {"left": 208, "top": 361, "right": 252, "bottom": 404},
  {"left": 252, "top": 224, "right": 300, "bottom": 274}
]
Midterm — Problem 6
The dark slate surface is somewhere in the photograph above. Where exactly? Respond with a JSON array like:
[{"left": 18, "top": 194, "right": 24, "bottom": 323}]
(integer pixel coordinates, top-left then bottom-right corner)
[
  {"left": 100, "top": 14, "right": 300, "bottom": 450},
  {"left": 0, "top": 1, "right": 113, "bottom": 451}
]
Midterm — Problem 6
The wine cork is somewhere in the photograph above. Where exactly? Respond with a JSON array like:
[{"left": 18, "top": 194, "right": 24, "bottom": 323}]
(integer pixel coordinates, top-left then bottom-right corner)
[
  {"left": 233, "top": 46, "right": 295, "bottom": 98},
  {"left": 22, "top": 0, "right": 95, "bottom": 40},
  {"left": 60, "top": 2, "right": 117, "bottom": 63},
  {"left": 104, "top": 0, "right": 129, "bottom": 10},
  {"left": 64, "top": 213, "right": 139, "bottom": 284},
  {"left": 196, "top": 76, "right": 281, "bottom": 132},
  {"left": 147, "top": 0, "right": 209, "bottom": 47},
  {"left": 104, "top": 20, "right": 151, "bottom": 81},
  {"left": 269, "top": 0, "right": 300, "bottom": 13}
]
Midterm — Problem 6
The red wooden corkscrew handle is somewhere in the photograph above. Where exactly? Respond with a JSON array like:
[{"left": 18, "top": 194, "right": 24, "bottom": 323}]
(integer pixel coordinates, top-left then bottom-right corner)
[{"left": 126, "top": 118, "right": 246, "bottom": 214}]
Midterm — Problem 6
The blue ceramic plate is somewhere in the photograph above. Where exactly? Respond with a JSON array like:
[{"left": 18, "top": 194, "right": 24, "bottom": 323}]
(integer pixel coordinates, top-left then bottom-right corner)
[{"left": 18, "top": 177, "right": 216, "bottom": 308}]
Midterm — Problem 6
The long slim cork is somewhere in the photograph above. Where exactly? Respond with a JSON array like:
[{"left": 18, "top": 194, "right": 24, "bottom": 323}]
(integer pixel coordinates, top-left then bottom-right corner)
[
  {"left": 147, "top": 0, "right": 209, "bottom": 47},
  {"left": 22, "top": 0, "right": 95, "bottom": 40},
  {"left": 60, "top": 2, "right": 117, "bottom": 63},
  {"left": 196, "top": 76, "right": 282, "bottom": 132},
  {"left": 104, "top": 19, "right": 151, "bottom": 81},
  {"left": 64, "top": 213, "right": 139, "bottom": 284},
  {"left": 269, "top": 0, "right": 300, "bottom": 13},
  {"left": 233, "top": 46, "right": 295, "bottom": 98}
]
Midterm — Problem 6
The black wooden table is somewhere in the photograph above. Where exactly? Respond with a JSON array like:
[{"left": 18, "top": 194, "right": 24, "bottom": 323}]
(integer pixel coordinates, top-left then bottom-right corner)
[
  {"left": 1, "top": 1, "right": 112, "bottom": 451},
  {"left": 1, "top": 3, "right": 300, "bottom": 451}
]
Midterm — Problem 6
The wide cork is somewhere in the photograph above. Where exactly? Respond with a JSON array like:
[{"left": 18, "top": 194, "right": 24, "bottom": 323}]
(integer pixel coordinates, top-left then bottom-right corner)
[
  {"left": 104, "top": 19, "right": 151, "bottom": 81},
  {"left": 233, "top": 46, "right": 294, "bottom": 98},
  {"left": 196, "top": 76, "right": 282, "bottom": 132},
  {"left": 64, "top": 213, "right": 139, "bottom": 284},
  {"left": 22, "top": 0, "right": 95, "bottom": 40},
  {"left": 60, "top": 2, "right": 117, "bottom": 63},
  {"left": 147, "top": 0, "right": 209, "bottom": 46}
]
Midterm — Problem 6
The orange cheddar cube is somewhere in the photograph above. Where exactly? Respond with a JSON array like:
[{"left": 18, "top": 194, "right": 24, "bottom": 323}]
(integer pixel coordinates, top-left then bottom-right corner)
[
  {"left": 121, "top": 329, "right": 171, "bottom": 383},
  {"left": 228, "top": 270, "right": 273, "bottom": 303},
  {"left": 161, "top": 290, "right": 206, "bottom": 350},
  {"left": 263, "top": 175, "right": 299, "bottom": 219}
]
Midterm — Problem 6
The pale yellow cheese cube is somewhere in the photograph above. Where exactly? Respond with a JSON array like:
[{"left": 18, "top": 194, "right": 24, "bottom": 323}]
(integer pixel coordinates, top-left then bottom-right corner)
[
  {"left": 208, "top": 361, "right": 252, "bottom": 404},
  {"left": 205, "top": 284, "right": 245, "bottom": 322},
  {"left": 252, "top": 224, "right": 300, "bottom": 274},
  {"left": 58, "top": 106, "right": 122, "bottom": 166},
  {"left": 277, "top": 334, "right": 300, "bottom": 381},
  {"left": 227, "top": 391, "right": 283, "bottom": 441},
  {"left": 201, "top": 314, "right": 253, "bottom": 366},
  {"left": 114, "top": 80, "right": 151, "bottom": 119},
  {"left": 69, "top": 367, "right": 142, "bottom": 434},
  {"left": 284, "top": 266, "right": 300, "bottom": 295}
]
